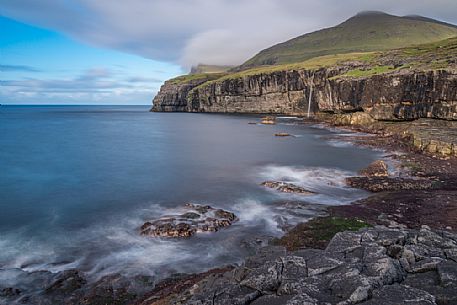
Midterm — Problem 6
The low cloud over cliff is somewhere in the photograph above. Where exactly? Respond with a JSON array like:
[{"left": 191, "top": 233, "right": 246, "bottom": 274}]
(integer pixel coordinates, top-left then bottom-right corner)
[{"left": 2, "top": 0, "right": 457, "bottom": 68}]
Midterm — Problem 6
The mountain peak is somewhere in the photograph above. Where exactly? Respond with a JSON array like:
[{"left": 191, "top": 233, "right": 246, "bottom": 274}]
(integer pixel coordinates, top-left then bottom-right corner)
[
  {"left": 354, "top": 11, "right": 389, "bottom": 17},
  {"left": 239, "top": 11, "right": 457, "bottom": 69}
]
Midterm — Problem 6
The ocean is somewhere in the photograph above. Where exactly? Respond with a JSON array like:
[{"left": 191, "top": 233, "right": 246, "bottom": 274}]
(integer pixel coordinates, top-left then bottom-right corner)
[{"left": 0, "top": 105, "right": 381, "bottom": 282}]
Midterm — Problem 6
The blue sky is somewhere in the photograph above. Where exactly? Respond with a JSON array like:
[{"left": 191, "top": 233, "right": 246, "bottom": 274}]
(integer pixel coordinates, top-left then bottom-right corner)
[
  {"left": 1, "top": 0, "right": 456, "bottom": 105},
  {"left": 1, "top": 16, "right": 182, "bottom": 105}
]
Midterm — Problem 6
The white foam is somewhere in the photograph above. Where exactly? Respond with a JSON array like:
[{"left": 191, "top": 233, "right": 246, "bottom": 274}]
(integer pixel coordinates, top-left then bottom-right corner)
[
  {"left": 257, "top": 165, "right": 369, "bottom": 205},
  {"left": 325, "top": 139, "right": 354, "bottom": 148},
  {"left": 232, "top": 199, "right": 281, "bottom": 232}
]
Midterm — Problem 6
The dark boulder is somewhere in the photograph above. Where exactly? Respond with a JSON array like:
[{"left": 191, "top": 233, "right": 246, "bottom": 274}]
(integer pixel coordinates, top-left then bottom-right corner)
[{"left": 140, "top": 203, "right": 238, "bottom": 238}]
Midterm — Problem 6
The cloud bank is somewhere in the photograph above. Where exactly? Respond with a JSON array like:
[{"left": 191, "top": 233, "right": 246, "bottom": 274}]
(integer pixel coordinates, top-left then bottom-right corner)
[
  {"left": 0, "top": 67, "right": 162, "bottom": 105},
  {"left": 1, "top": 0, "right": 457, "bottom": 68}
]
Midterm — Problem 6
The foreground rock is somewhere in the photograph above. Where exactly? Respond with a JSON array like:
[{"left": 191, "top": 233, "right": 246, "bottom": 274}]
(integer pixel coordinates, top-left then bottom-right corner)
[
  {"left": 0, "top": 270, "right": 154, "bottom": 305},
  {"left": 261, "top": 181, "right": 315, "bottom": 195},
  {"left": 164, "top": 226, "right": 457, "bottom": 305},
  {"left": 140, "top": 203, "right": 238, "bottom": 238},
  {"left": 358, "top": 160, "right": 389, "bottom": 177}
]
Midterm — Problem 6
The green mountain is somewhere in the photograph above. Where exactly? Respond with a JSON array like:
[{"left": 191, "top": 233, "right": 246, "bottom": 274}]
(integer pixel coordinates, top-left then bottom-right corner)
[{"left": 239, "top": 11, "right": 457, "bottom": 69}]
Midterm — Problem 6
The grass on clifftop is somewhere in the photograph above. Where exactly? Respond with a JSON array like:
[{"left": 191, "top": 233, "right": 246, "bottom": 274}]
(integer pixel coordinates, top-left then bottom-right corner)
[
  {"left": 183, "top": 36, "right": 457, "bottom": 96},
  {"left": 168, "top": 72, "right": 227, "bottom": 85},
  {"left": 188, "top": 52, "right": 378, "bottom": 92},
  {"left": 334, "top": 65, "right": 402, "bottom": 79},
  {"left": 272, "top": 216, "right": 371, "bottom": 251}
]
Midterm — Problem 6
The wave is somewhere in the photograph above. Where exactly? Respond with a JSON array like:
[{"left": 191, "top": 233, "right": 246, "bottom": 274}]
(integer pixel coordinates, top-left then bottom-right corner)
[{"left": 256, "top": 164, "right": 369, "bottom": 205}]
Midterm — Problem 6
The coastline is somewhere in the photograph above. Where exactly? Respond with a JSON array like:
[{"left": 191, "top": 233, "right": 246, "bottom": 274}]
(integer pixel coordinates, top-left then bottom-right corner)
[
  {"left": 2, "top": 115, "right": 456, "bottom": 305},
  {"left": 133, "top": 117, "right": 457, "bottom": 305}
]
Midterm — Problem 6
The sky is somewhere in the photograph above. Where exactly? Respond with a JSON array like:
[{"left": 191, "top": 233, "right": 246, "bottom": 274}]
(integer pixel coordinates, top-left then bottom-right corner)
[{"left": 1, "top": 0, "right": 457, "bottom": 105}]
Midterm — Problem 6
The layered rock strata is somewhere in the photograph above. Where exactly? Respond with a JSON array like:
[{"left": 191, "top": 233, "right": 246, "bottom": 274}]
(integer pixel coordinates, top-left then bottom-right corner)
[{"left": 152, "top": 69, "right": 457, "bottom": 121}]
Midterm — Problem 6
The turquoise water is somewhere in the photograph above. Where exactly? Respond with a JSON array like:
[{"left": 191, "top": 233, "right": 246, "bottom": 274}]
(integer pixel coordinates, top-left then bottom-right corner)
[{"left": 0, "top": 105, "right": 380, "bottom": 279}]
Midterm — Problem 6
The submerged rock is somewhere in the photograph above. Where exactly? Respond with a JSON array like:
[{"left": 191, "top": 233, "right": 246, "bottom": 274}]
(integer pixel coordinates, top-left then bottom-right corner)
[
  {"left": 346, "top": 176, "right": 434, "bottom": 192},
  {"left": 274, "top": 133, "right": 291, "bottom": 137},
  {"left": 358, "top": 160, "right": 389, "bottom": 177},
  {"left": 261, "top": 181, "right": 315, "bottom": 195},
  {"left": 140, "top": 203, "right": 238, "bottom": 238}
]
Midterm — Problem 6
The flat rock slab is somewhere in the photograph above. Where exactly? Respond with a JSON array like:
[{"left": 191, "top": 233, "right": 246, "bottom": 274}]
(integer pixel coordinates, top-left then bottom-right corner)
[
  {"left": 346, "top": 176, "right": 434, "bottom": 192},
  {"left": 261, "top": 181, "right": 316, "bottom": 195},
  {"left": 140, "top": 203, "right": 238, "bottom": 238}
]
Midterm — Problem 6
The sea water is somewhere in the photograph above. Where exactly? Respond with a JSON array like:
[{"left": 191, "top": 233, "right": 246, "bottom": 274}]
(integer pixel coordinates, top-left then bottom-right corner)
[{"left": 0, "top": 105, "right": 381, "bottom": 281}]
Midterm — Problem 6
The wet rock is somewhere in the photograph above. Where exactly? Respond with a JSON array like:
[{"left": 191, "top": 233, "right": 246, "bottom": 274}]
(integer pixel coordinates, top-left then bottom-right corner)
[
  {"left": 346, "top": 176, "right": 434, "bottom": 192},
  {"left": 0, "top": 287, "right": 21, "bottom": 297},
  {"left": 140, "top": 203, "right": 238, "bottom": 238},
  {"left": 81, "top": 274, "right": 153, "bottom": 305},
  {"left": 358, "top": 160, "right": 389, "bottom": 177},
  {"left": 45, "top": 269, "right": 86, "bottom": 294},
  {"left": 261, "top": 116, "right": 276, "bottom": 125},
  {"left": 261, "top": 181, "right": 315, "bottom": 195},
  {"left": 275, "top": 133, "right": 291, "bottom": 137}
]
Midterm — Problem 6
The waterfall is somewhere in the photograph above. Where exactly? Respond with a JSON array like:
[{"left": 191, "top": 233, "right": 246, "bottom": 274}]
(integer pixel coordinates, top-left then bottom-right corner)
[{"left": 307, "top": 74, "right": 315, "bottom": 118}]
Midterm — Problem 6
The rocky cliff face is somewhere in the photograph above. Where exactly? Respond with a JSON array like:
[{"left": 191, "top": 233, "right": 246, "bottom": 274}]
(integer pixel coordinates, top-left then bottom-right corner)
[
  {"left": 152, "top": 68, "right": 457, "bottom": 121},
  {"left": 151, "top": 77, "right": 211, "bottom": 112}
]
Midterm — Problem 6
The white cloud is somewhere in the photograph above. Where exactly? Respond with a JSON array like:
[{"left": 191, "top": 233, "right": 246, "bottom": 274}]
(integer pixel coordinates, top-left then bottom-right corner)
[
  {"left": 1, "top": 0, "right": 457, "bottom": 68},
  {"left": 0, "top": 67, "right": 159, "bottom": 105}
]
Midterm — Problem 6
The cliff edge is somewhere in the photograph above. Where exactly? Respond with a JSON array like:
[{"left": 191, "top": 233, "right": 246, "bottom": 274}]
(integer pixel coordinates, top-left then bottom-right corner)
[{"left": 152, "top": 38, "right": 457, "bottom": 121}]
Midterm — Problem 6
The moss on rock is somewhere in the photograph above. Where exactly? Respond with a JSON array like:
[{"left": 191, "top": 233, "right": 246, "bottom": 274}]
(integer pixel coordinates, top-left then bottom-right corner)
[{"left": 272, "top": 216, "right": 371, "bottom": 251}]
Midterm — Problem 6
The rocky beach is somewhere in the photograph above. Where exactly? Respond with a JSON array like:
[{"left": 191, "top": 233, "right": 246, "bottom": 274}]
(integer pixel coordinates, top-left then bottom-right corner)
[
  {"left": 2, "top": 7, "right": 457, "bottom": 305},
  {"left": 133, "top": 119, "right": 457, "bottom": 305},
  {"left": 2, "top": 114, "right": 457, "bottom": 305}
]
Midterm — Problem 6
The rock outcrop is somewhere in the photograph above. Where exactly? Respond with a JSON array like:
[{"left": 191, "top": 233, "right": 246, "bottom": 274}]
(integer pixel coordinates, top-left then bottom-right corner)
[
  {"left": 140, "top": 203, "right": 238, "bottom": 238},
  {"left": 165, "top": 226, "right": 457, "bottom": 305},
  {"left": 152, "top": 68, "right": 457, "bottom": 121},
  {"left": 151, "top": 74, "right": 223, "bottom": 112},
  {"left": 261, "top": 181, "right": 316, "bottom": 195}
]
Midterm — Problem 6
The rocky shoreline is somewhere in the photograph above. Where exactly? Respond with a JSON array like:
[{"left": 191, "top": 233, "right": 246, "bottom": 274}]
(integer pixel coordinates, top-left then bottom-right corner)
[
  {"left": 139, "top": 118, "right": 457, "bottom": 305},
  {"left": 149, "top": 225, "right": 457, "bottom": 305},
  {"left": 2, "top": 117, "right": 457, "bottom": 305}
]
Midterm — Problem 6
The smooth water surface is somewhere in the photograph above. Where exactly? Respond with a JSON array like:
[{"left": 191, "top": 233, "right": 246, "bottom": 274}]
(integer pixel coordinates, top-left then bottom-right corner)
[{"left": 0, "top": 105, "right": 381, "bottom": 279}]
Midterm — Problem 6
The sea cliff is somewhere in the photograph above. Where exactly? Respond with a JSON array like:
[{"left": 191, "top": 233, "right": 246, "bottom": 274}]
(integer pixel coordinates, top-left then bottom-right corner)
[
  {"left": 153, "top": 68, "right": 457, "bottom": 121},
  {"left": 152, "top": 38, "right": 457, "bottom": 121}
]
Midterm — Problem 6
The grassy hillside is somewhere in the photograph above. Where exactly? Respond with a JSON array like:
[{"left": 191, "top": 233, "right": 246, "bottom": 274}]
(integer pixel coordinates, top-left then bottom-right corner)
[
  {"left": 239, "top": 11, "right": 457, "bottom": 69},
  {"left": 187, "top": 37, "right": 457, "bottom": 93}
]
